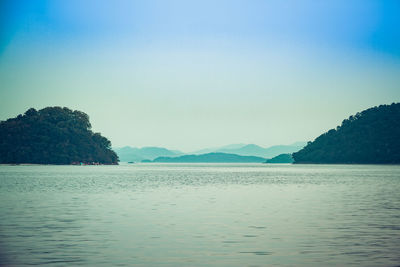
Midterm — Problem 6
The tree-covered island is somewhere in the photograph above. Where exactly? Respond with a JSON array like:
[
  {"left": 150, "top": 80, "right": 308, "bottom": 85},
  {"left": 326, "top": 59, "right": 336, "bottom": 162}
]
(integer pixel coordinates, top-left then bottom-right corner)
[
  {"left": 0, "top": 107, "right": 118, "bottom": 164},
  {"left": 293, "top": 103, "right": 400, "bottom": 164}
]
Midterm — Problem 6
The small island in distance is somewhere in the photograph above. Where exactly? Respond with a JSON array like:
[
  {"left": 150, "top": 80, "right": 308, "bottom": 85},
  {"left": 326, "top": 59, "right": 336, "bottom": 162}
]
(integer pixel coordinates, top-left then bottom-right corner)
[{"left": 153, "top": 152, "right": 266, "bottom": 163}]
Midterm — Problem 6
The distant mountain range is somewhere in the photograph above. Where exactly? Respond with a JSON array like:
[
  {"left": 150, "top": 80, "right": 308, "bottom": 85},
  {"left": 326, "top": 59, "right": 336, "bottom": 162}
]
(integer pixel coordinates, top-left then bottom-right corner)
[
  {"left": 153, "top": 153, "right": 266, "bottom": 163},
  {"left": 191, "top": 144, "right": 247, "bottom": 154},
  {"left": 192, "top": 142, "right": 306, "bottom": 158},
  {"left": 114, "top": 146, "right": 183, "bottom": 162},
  {"left": 115, "top": 142, "right": 305, "bottom": 163}
]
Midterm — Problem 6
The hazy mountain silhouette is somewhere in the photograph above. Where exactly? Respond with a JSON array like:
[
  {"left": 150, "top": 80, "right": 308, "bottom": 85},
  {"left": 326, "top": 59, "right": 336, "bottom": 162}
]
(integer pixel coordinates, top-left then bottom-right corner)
[
  {"left": 192, "top": 144, "right": 247, "bottom": 154},
  {"left": 153, "top": 152, "right": 266, "bottom": 163},
  {"left": 114, "top": 146, "right": 183, "bottom": 162},
  {"left": 194, "top": 142, "right": 306, "bottom": 158},
  {"left": 293, "top": 103, "right": 400, "bottom": 164},
  {"left": 118, "top": 142, "right": 306, "bottom": 162},
  {"left": 219, "top": 144, "right": 266, "bottom": 155}
]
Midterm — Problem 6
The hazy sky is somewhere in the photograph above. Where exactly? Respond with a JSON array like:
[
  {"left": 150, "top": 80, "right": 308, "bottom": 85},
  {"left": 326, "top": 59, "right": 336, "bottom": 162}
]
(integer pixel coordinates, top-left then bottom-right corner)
[{"left": 1, "top": 0, "right": 399, "bottom": 151}]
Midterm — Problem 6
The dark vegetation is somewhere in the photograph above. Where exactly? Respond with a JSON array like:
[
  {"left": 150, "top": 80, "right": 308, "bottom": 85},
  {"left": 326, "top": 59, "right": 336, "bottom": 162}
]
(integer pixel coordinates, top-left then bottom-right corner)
[
  {"left": 153, "top": 152, "right": 266, "bottom": 163},
  {"left": 293, "top": 103, "right": 400, "bottom": 164},
  {"left": 0, "top": 107, "right": 118, "bottom": 164}
]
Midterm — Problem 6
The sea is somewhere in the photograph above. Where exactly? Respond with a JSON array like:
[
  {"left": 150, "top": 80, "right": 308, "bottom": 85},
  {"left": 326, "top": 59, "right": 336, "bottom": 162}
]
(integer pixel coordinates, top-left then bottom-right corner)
[{"left": 0, "top": 164, "right": 399, "bottom": 266}]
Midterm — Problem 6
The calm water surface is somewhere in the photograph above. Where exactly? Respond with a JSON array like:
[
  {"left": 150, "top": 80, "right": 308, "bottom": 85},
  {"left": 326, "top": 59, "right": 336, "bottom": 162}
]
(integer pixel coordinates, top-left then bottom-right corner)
[{"left": 0, "top": 164, "right": 399, "bottom": 266}]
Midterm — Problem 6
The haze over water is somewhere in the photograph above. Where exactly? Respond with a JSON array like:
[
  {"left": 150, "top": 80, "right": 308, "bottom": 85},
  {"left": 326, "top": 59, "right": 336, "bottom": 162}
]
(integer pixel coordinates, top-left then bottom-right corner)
[
  {"left": 1, "top": 164, "right": 399, "bottom": 266},
  {"left": 1, "top": 1, "right": 400, "bottom": 150}
]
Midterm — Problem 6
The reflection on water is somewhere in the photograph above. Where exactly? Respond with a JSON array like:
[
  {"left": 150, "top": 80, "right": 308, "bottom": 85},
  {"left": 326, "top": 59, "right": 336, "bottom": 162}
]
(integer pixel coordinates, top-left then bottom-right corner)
[{"left": 0, "top": 164, "right": 399, "bottom": 266}]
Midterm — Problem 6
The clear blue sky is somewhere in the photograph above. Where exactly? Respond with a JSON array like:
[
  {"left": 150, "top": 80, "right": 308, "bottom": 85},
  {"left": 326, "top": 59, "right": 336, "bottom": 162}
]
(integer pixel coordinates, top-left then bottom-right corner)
[{"left": 1, "top": 0, "right": 399, "bottom": 151}]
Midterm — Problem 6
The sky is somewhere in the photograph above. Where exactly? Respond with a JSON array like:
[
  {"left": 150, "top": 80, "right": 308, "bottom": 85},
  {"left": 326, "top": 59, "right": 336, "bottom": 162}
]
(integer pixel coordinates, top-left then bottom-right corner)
[{"left": 0, "top": 0, "right": 399, "bottom": 152}]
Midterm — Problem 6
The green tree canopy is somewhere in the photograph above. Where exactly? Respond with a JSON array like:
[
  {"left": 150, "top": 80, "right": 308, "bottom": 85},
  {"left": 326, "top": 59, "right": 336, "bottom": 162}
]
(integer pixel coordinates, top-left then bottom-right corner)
[
  {"left": 0, "top": 107, "right": 118, "bottom": 164},
  {"left": 293, "top": 103, "right": 400, "bottom": 164}
]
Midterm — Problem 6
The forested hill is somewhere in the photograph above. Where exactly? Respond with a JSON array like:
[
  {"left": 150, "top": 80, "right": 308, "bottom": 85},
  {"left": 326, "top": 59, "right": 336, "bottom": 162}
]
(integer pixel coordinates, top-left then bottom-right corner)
[
  {"left": 293, "top": 103, "right": 400, "bottom": 164},
  {"left": 0, "top": 107, "right": 118, "bottom": 164}
]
